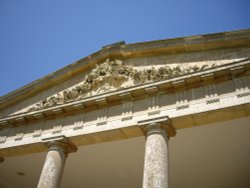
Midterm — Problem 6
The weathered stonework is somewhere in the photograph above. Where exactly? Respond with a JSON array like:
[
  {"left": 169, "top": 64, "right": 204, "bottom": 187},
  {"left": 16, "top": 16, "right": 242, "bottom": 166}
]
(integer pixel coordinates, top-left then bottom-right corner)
[
  {"left": 0, "top": 29, "right": 250, "bottom": 188},
  {"left": 28, "top": 59, "right": 217, "bottom": 112},
  {"left": 37, "top": 136, "right": 77, "bottom": 188},
  {"left": 142, "top": 123, "right": 175, "bottom": 188}
]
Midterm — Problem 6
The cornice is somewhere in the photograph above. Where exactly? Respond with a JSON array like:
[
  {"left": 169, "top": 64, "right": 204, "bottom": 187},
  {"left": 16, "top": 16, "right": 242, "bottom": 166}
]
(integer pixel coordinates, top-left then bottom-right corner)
[{"left": 1, "top": 29, "right": 250, "bottom": 110}]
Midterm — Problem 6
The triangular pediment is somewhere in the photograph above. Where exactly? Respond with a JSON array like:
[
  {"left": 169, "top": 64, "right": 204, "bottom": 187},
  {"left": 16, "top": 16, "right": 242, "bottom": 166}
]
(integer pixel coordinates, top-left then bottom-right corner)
[{"left": 1, "top": 29, "right": 250, "bottom": 118}]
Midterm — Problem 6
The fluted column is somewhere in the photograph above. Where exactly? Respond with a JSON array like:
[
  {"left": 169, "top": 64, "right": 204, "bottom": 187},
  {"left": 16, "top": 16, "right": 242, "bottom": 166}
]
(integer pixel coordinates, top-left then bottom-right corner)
[
  {"left": 37, "top": 136, "right": 77, "bottom": 188},
  {"left": 142, "top": 123, "right": 175, "bottom": 188}
]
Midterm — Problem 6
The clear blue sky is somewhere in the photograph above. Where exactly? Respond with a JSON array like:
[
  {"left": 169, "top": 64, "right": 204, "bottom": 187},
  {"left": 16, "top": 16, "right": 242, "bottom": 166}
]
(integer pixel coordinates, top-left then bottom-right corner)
[{"left": 0, "top": 0, "right": 250, "bottom": 96}]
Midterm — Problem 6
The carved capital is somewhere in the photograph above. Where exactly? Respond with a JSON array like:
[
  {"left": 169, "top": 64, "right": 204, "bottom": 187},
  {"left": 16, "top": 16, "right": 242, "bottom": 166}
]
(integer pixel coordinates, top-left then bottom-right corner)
[
  {"left": 138, "top": 116, "right": 176, "bottom": 137},
  {"left": 42, "top": 136, "right": 77, "bottom": 155},
  {"left": 144, "top": 123, "right": 176, "bottom": 138}
]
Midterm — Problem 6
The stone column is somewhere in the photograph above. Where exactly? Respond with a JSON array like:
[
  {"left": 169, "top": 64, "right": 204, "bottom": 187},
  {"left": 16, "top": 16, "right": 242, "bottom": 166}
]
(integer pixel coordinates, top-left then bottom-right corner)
[
  {"left": 37, "top": 136, "right": 77, "bottom": 188},
  {"left": 142, "top": 123, "right": 175, "bottom": 188}
]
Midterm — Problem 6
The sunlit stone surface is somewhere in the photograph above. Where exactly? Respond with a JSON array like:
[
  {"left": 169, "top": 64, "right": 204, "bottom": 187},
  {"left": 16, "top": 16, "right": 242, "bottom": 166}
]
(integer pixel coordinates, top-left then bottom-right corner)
[{"left": 143, "top": 123, "right": 169, "bottom": 188}]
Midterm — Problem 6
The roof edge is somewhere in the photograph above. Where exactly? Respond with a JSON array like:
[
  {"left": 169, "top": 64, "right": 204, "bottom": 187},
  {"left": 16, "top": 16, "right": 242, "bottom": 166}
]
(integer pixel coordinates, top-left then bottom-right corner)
[{"left": 1, "top": 29, "right": 250, "bottom": 109}]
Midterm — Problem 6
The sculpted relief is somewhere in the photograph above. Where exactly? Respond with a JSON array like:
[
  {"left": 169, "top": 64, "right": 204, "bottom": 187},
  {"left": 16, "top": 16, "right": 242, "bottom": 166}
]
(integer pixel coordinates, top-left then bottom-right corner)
[{"left": 28, "top": 59, "right": 216, "bottom": 111}]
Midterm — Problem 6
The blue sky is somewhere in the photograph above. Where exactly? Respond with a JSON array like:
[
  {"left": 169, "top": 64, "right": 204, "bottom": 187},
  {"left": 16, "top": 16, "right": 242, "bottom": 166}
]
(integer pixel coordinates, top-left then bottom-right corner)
[{"left": 0, "top": 0, "right": 250, "bottom": 96}]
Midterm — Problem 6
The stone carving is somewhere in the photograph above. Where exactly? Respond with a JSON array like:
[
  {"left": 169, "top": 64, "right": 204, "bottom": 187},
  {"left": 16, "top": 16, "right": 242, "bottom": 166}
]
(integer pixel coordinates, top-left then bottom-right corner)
[{"left": 28, "top": 59, "right": 216, "bottom": 111}]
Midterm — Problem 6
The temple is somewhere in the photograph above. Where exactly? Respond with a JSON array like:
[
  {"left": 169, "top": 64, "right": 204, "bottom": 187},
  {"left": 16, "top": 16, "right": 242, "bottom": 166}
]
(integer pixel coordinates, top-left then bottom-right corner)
[{"left": 0, "top": 29, "right": 250, "bottom": 188}]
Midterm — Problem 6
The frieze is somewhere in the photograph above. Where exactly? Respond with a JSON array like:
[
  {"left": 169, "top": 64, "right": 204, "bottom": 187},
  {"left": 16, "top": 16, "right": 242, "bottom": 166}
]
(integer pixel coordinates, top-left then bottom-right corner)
[
  {"left": 237, "top": 91, "right": 250, "bottom": 98},
  {"left": 28, "top": 59, "right": 216, "bottom": 112},
  {"left": 176, "top": 104, "right": 190, "bottom": 110},
  {"left": 206, "top": 98, "right": 220, "bottom": 104}
]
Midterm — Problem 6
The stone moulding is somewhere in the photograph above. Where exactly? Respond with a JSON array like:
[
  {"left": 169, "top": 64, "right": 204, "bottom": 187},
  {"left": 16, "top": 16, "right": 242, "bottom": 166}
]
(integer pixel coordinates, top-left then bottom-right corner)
[{"left": 28, "top": 59, "right": 217, "bottom": 112}]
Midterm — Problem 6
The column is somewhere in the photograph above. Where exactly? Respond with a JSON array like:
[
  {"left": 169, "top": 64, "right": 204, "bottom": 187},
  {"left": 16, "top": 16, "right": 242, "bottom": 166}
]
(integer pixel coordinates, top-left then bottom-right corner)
[
  {"left": 37, "top": 136, "right": 77, "bottom": 188},
  {"left": 142, "top": 123, "right": 175, "bottom": 188}
]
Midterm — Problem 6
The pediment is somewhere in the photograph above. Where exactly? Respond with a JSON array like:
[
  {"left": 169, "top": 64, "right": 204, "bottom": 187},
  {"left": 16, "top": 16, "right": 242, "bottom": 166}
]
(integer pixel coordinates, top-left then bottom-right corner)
[
  {"left": 27, "top": 58, "right": 218, "bottom": 112},
  {"left": 1, "top": 29, "right": 250, "bottom": 118}
]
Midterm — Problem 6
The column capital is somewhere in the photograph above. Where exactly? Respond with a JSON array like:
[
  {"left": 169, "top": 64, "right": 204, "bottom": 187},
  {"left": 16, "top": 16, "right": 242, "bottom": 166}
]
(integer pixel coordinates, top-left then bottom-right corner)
[
  {"left": 138, "top": 116, "right": 176, "bottom": 137},
  {"left": 42, "top": 136, "right": 77, "bottom": 154},
  {"left": 144, "top": 122, "right": 176, "bottom": 137}
]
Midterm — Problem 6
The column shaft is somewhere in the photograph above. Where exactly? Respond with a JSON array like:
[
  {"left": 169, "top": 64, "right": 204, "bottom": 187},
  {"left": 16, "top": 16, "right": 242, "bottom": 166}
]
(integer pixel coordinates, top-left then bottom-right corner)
[
  {"left": 143, "top": 124, "right": 169, "bottom": 188},
  {"left": 37, "top": 137, "right": 77, "bottom": 188},
  {"left": 37, "top": 144, "right": 66, "bottom": 188}
]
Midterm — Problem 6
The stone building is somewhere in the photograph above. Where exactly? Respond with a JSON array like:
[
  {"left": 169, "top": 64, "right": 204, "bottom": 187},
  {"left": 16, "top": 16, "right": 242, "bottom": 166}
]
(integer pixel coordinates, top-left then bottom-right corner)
[{"left": 0, "top": 29, "right": 250, "bottom": 188}]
